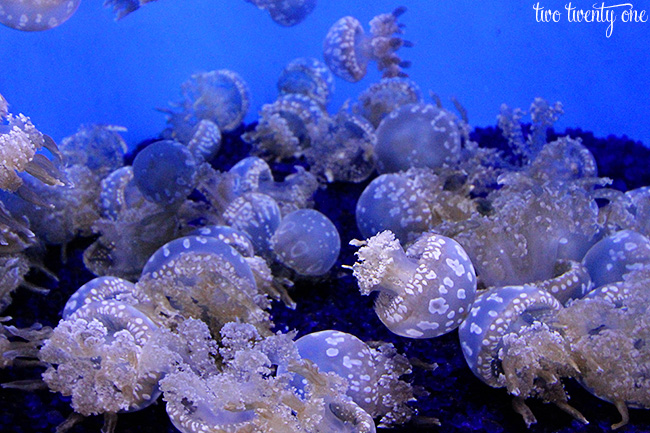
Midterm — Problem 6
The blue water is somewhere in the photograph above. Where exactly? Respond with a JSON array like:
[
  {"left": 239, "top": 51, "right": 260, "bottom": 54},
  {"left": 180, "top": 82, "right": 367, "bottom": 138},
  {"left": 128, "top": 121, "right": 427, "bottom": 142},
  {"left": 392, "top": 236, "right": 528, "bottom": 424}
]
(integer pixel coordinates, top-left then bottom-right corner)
[{"left": 1, "top": 0, "right": 648, "bottom": 146}]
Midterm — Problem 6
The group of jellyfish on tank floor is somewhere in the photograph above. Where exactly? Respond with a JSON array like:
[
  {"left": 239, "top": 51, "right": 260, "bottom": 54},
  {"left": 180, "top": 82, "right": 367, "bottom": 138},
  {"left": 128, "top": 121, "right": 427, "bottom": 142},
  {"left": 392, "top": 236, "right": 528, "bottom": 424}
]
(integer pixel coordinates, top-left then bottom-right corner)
[{"left": 1, "top": 3, "right": 650, "bottom": 433}]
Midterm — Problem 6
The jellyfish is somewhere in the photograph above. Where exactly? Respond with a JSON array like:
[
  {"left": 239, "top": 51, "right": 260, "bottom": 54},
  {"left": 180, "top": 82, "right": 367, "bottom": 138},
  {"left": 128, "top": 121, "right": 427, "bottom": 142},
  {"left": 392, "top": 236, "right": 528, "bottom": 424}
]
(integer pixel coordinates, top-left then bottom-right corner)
[
  {"left": 306, "top": 110, "right": 377, "bottom": 183},
  {"left": 374, "top": 103, "right": 462, "bottom": 173},
  {"left": 39, "top": 300, "right": 164, "bottom": 428},
  {"left": 278, "top": 57, "right": 334, "bottom": 107},
  {"left": 0, "top": 0, "right": 80, "bottom": 31},
  {"left": 165, "top": 70, "right": 250, "bottom": 134},
  {"left": 352, "top": 230, "right": 477, "bottom": 338},
  {"left": 323, "top": 7, "right": 411, "bottom": 82},
  {"left": 354, "top": 77, "right": 422, "bottom": 128},
  {"left": 293, "top": 330, "right": 414, "bottom": 426},
  {"left": 244, "top": 94, "right": 329, "bottom": 161},
  {"left": 270, "top": 209, "right": 340, "bottom": 276},
  {"left": 355, "top": 172, "right": 432, "bottom": 243},
  {"left": 132, "top": 140, "right": 198, "bottom": 206},
  {"left": 104, "top": 0, "right": 159, "bottom": 21},
  {"left": 244, "top": 0, "right": 316, "bottom": 26}
]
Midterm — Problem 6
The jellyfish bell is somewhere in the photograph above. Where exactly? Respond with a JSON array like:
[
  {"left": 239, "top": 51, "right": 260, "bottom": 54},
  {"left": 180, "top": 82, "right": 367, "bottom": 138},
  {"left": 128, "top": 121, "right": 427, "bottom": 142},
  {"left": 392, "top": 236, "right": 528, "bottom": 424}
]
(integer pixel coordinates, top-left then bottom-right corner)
[{"left": 0, "top": 0, "right": 81, "bottom": 32}]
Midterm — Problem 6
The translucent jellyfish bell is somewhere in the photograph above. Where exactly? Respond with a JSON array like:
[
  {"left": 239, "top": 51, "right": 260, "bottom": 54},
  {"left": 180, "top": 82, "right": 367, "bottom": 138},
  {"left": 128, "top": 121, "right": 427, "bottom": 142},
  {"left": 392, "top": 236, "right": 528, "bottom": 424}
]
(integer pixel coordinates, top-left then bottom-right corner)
[
  {"left": 323, "top": 7, "right": 411, "bottom": 82},
  {"left": 132, "top": 140, "right": 198, "bottom": 206},
  {"left": 270, "top": 209, "right": 340, "bottom": 276},
  {"left": 278, "top": 57, "right": 334, "bottom": 107},
  {"left": 375, "top": 103, "right": 462, "bottom": 173},
  {"left": 0, "top": 0, "right": 80, "bottom": 31}
]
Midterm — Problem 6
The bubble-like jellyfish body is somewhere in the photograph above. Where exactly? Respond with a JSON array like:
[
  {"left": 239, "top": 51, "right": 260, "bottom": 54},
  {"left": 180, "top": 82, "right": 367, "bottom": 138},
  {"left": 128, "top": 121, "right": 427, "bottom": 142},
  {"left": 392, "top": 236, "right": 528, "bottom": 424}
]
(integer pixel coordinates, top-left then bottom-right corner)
[
  {"left": 245, "top": 0, "right": 316, "bottom": 26},
  {"left": 0, "top": 0, "right": 80, "bottom": 31},
  {"left": 245, "top": 94, "right": 329, "bottom": 160},
  {"left": 132, "top": 140, "right": 198, "bottom": 206},
  {"left": 293, "top": 330, "right": 413, "bottom": 425},
  {"left": 323, "top": 7, "right": 410, "bottom": 82},
  {"left": 40, "top": 300, "right": 163, "bottom": 417},
  {"left": 307, "top": 111, "right": 377, "bottom": 183},
  {"left": 533, "top": 259, "right": 592, "bottom": 305},
  {"left": 582, "top": 230, "right": 650, "bottom": 288},
  {"left": 62, "top": 276, "right": 149, "bottom": 319},
  {"left": 458, "top": 285, "right": 588, "bottom": 426},
  {"left": 375, "top": 103, "right": 461, "bottom": 173},
  {"left": 355, "top": 77, "right": 421, "bottom": 128},
  {"left": 270, "top": 209, "right": 340, "bottom": 276},
  {"left": 222, "top": 192, "right": 282, "bottom": 257},
  {"left": 178, "top": 70, "right": 250, "bottom": 133},
  {"left": 278, "top": 57, "right": 334, "bottom": 107},
  {"left": 352, "top": 230, "right": 476, "bottom": 338},
  {"left": 59, "top": 124, "right": 128, "bottom": 178},
  {"left": 356, "top": 173, "right": 431, "bottom": 243}
]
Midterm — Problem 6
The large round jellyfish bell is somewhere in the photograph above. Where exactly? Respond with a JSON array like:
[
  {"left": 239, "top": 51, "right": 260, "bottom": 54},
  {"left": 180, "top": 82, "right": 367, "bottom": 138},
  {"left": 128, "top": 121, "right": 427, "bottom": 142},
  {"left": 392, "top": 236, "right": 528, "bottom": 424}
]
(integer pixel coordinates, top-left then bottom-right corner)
[
  {"left": 0, "top": 0, "right": 80, "bottom": 31},
  {"left": 352, "top": 230, "right": 477, "bottom": 338},
  {"left": 132, "top": 140, "right": 198, "bottom": 206},
  {"left": 270, "top": 209, "right": 341, "bottom": 276}
]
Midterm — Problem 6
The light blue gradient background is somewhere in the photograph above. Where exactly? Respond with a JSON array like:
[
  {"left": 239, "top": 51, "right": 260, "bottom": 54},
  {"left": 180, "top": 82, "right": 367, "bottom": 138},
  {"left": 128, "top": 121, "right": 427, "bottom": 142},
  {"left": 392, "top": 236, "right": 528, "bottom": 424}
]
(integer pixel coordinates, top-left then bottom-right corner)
[{"left": 1, "top": 1, "right": 647, "bottom": 146}]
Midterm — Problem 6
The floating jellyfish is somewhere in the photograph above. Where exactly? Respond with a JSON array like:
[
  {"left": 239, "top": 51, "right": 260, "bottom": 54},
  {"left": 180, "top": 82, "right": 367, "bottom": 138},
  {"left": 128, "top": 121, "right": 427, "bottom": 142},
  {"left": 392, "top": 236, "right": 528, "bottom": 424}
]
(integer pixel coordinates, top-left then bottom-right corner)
[
  {"left": 352, "top": 230, "right": 477, "bottom": 338},
  {"left": 270, "top": 209, "right": 340, "bottom": 276},
  {"left": 132, "top": 140, "right": 198, "bottom": 206},
  {"left": 278, "top": 57, "right": 334, "bottom": 107},
  {"left": 323, "top": 7, "right": 411, "bottom": 82},
  {"left": 186, "top": 119, "right": 221, "bottom": 162},
  {"left": 581, "top": 229, "right": 650, "bottom": 288},
  {"left": 62, "top": 276, "right": 149, "bottom": 319},
  {"left": 458, "top": 284, "right": 586, "bottom": 427},
  {"left": 307, "top": 111, "right": 377, "bottom": 183},
  {"left": 0, "top": 0, "right": 80, "bottom": 31},
  {"left": 293, "top": 330, "right": 414, "bottom": 426},
  {"left": 244, "top": 93, "right": 329, "bottom": 160},
  {"left": 355, "top": 172, "right": 432, "bottom": 243},
  {"left": 104, "top": 0, "right": 159, "bottom": 20},
  {"left": 170, "top": 69, "right": 250, "bottom": 133},
  {"left": 244, "top": 0, "right": 316, "bottom": 26},
  {"left": 39, "top": 300, "right": 163, "bottom": 419},
  {"left": 58, "top": 124, "right": 128, "bottom": 179},
  {"left": 354, "top": 77, "right": 422, "bottom": 128},
  {"left": 374, "top": 103, "right": 462, "bottom": 173}
]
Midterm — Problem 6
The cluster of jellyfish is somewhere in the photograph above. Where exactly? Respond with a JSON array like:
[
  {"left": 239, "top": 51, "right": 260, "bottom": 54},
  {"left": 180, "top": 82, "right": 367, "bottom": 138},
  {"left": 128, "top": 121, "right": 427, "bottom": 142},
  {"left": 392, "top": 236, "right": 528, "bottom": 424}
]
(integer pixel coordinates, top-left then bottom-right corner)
[{"left": 0, "top": 3, "right": 649, "bottom": 433}]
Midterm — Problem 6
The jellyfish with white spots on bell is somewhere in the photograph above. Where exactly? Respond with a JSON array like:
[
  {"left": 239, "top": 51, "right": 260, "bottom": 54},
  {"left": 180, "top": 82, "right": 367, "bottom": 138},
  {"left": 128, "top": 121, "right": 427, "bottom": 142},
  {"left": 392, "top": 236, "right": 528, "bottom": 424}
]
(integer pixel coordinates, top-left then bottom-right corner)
[
  {"left": 0, "top": 0, "right": 80, "bottom": 31},
  {"left": 374, "top": 103, "right": 462, "bottom": 173},
  {"left": 323, "top": 7, "right": 411, "bottom": 82},
  {"left": 352, "top": 230, "right": 476, "bottom": 339}
]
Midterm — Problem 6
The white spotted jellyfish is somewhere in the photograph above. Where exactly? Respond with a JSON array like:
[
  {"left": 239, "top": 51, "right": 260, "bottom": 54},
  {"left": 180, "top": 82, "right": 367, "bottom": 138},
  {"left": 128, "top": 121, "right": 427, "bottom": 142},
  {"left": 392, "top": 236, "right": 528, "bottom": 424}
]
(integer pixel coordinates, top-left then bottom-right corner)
[
  {"left": 581, "top": 229, "right": 650, "bottom": 288},
  {"left": 0, "top": 0, "right": 80, "bottom": 31},
  {"left": 352, "top": 230, "right": 476, "bottom": 338},
  {"left": 374, "top": 103, "right": 462, "bottom": 173},
  {"left": 270, "top": 208, "right": 341, "bottom": 277},
  {"left": 458, "top": 284, "right": 589, "bottom": 426},
  {"left": 293, "top": 329, "right": 414, "bottom": 426},
  {"left": 278, "top": 57, "right": 334, "bottom": 107},
  {"left": 323, "top": 7, "right": 412, "bottom": 82},
  {"left": 132, "top": 139, "right": 198, "bottom": 206},
  {"left": 355, "top": 172, "right": 432, "bottom": 243},
  {"left": 354, "top": 77, "right": 422, "bottom": 128},
  {"left": 39, "top": 300, "right": 164, "bottom": 428}
]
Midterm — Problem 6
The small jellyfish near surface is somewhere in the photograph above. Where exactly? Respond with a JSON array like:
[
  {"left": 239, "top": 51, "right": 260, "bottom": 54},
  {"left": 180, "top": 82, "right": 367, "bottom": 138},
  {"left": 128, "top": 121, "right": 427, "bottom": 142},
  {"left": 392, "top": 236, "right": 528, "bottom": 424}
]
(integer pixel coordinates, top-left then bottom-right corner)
[
  {"left": 245, "top": 0, "right": 316, "bottom": 26},
  {"left": 270, "top": 209, "right": 340, "bottom": 276},
  {"left": 0, "top": 0, "right": 80, "bottom": 31},
  {"left": 323, "top": 7, "right": 411, "bottom": 82}
]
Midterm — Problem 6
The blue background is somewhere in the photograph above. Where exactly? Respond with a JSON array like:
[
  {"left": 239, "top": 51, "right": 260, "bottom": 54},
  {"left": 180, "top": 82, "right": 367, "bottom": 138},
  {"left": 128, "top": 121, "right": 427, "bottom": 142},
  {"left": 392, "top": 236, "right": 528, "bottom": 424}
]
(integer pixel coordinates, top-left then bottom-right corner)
[{"left": 1, "top": 0, "right": 648, "bottom": 146}]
